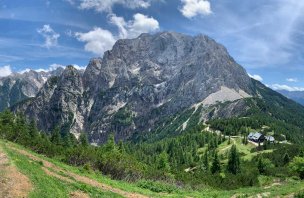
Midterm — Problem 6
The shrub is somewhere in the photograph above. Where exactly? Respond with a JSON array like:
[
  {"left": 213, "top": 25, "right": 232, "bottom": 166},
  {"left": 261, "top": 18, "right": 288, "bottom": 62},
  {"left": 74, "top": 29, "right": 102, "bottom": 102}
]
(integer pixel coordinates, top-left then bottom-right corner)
[
  {"left": 137, "top": 180, "right": 178, "bottom": 193},
  {"left": 295, "top": 191, "right": 304, "bottom": 198}
]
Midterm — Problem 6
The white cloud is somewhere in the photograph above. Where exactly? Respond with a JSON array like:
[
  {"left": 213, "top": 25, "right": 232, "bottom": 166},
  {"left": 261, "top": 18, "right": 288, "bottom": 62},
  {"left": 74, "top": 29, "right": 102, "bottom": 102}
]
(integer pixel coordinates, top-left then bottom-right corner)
[
  {"left": 270, "top": 84, "right": 304, "bottom": 92},
  {"left": 0, "top": 65, "right": 12, "bottom": 77},
  {"left": 19, "top": 63, "right": 86, "bottom": 74},
  {"left": 18, "top": 69, "right": 31, "bottom": 74},
  {"left": 19, "top": 64, "right": 65, "bottom": 74},
  {"left": 75, "top": 27, "right": 117, "bottom": 56},
  {"left": 127, "top": 13, "right": 159, "bottom": 37},
  {"left": 248, "top": 73, "right": 263, "bottom": 81},
  {"left": 37, "top": 24, "right": 60, "bottom": 48},
  {"left": 79, "top": 0, "right": 151, "bottom": 13},
  {"left": 286, "top": 78, "right": 298, "bottom": 82},
  {"left": 109, "top": 14, "right": 128, "bottom": 38},
  {"left": 180, "top": 0, "right": 212, "bottom": 18},
  {"left": 72, "top": 64, "right": 86, "bottom": 70},
  {"left": 110, "top": 13, "right": 159, "bottom": 38},
  {"left": 76, "top": 13, "right": 159, "bottom": 56}
]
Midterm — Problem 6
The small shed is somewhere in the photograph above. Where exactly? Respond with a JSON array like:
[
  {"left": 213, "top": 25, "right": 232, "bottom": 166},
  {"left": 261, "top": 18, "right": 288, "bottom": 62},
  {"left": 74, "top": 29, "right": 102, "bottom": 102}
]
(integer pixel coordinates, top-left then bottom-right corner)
[{"left": 265, "top": 135, "right": 275, "bottom": 143}]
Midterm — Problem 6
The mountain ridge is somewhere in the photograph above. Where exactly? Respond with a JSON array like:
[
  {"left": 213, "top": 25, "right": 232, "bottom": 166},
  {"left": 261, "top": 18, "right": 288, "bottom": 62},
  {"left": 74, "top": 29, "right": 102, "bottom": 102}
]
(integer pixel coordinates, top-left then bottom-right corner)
[
  {"left": 0, "top": 68, "right": 64, "bottom": 111},
  {"left": 7, "top": 31, "right": 304, "bottom": 144}
]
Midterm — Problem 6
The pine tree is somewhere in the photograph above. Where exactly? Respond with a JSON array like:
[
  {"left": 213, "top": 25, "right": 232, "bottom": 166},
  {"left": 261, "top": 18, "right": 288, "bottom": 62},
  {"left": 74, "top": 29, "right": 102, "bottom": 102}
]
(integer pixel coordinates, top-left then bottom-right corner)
[
  {"left": 28, "top": 120, "right": 39, "bottom": 138},
  {"left": 211, "top": 152, "right": 221, "bottom": 174},
  {"left": 263, "top": 140, "right": 268, "bottom": 150},
  {"left": 227, "top": 145, "right": 240, "bottom": 174},
  {"left": 118, "top": 140, "right": 125, "bottom": 153},
  {"left": 50, "top": 126, "right": 63, "bottom": 146},
  {"left": 257, "top": 156, "right": 264, "bottom": 174},
  {"left": 202, "top": 150, "right": 209, "bottom": 171},
  {"left": 79, "top": 133, "right": 89, "bottom": 147},
  {"left": 104, "top": 133, "right": 116, "bottom": 152},
  {"left": 299, "top": 149, "right": 304, "bottom": 157},
  {"left": 283, "top": 153, "right": 290, "bottom": 165},
  {"left": 157, "top": 152, "right": 171, "bottom": 172},
  {"left": 63, "top": 133, "right": 72, "bottom": 148}
]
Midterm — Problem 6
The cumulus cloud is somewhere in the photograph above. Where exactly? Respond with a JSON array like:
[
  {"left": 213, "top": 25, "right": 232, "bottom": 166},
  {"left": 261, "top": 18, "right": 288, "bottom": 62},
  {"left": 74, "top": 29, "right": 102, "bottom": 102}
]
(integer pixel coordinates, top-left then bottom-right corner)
[
  {"left": 19, "top": 64, "right": 65, "bottom": 73},
  {"left": 0, "top": 65, "right": 12, "bottom": 77},
  {"left": 76, "top": 13, "right": 159, "bottom": 56},
  {"left": 37, "top": 24, "right": 60, "bottom": 48},
  {"left": 127, "top": 13, "right": 159, "bottom": 37},
  {"left": 75, "top": 27, "right": 117, "bottom": 56},
  {"left": 79, "top": 0, "right": 151, "bottom": 13},
  {"left": 286, "top": 78, "right": 298, "bottom": 82},
  {"left": 270, "top": 84, "right": 304, "bottom": 92},
  {"left": 248, "top": 73, "right": 263, "bottom": 81},
  {"left": 19, "top": 63, "right": 86, "bottom": 74},
  {"left": 110, "top": 13, "right": 159, "bottom": 38},
  {"left": 180, "top": 0, "right": 212, "bottom": 18},
  {"left": 72, "top": 64, "right": 87, "bottom": 70}
]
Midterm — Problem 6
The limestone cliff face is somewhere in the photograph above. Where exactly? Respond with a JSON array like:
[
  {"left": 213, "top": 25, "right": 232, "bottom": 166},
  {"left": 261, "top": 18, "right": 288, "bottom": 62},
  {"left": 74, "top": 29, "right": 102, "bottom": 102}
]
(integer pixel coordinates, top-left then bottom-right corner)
[{"left": 13, "top": 32, "right": 257, "bottom": 143}]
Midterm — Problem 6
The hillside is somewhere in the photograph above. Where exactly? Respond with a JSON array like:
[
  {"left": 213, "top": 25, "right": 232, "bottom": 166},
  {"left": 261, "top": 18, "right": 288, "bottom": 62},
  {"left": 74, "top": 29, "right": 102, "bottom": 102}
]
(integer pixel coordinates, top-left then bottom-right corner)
[{"left": 1, "top": 137, "right": 304, "bottom": 197}]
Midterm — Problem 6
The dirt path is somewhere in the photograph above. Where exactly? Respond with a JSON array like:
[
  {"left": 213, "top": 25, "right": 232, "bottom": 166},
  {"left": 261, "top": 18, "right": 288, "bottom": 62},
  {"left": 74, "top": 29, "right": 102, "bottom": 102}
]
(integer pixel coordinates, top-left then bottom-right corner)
[
  {"left": 9, "top": 144, "right": 148, "bottom": 198},
  {"left": 220, "top": 138, "right": 236, "bottom": 152},
  {"left": 0, "top": 147, "right": 32, "bottom": 198}
]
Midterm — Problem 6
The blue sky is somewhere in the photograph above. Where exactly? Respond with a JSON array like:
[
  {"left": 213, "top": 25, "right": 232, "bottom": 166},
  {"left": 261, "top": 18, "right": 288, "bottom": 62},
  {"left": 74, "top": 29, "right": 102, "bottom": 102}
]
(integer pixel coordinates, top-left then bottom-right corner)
[{"left": 0, "top": 0, "right": 304, "bottom": 91}]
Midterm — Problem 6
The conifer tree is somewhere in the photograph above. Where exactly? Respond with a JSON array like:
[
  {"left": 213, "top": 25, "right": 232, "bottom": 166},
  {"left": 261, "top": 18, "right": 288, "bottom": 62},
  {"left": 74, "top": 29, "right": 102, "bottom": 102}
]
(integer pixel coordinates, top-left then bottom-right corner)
[
  {"left": 227, "top": 145, "right": 240, "bottom": 174},
  {"left": 118, "top": 140, "right": 125, "bottom": 153},
  {"left": 257, "top": 156, "right": 264, "bottom": 174},
  {"left": 283, "top": 153, "right": 290, "bottom": 165},
  {"left": 202, "top": 150, "right": 209, "bottom": 171},
  {"left": 79, "top": 132, "right": 89, "bottom": 147},
  {"left": 28, "top": 120, "right": 39, "bottom": 138},
  {"left": 211, "top": 152, "right": 221, "bottom": 174},
  {"left": 50, "top": 126, "right": 63, "bottom": 146},
  {"left": 299, "top": 149, "right": 304, "bottom": 157},
  {"left": 263, "top": 140, "right": 268, "bottom": 150},
  {"left": 104, "top": 133, "right": 116, "bottom": 152},
  {"left": 157, "top": 152, "right": 171, "bottom": 172}
]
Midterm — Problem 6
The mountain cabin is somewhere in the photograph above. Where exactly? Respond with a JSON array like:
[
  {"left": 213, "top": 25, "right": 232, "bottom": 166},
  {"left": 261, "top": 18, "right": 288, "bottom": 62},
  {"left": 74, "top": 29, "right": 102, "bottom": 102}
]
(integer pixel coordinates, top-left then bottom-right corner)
[{"left": 248, "top": 132, "right": 265, "bottom": 143}]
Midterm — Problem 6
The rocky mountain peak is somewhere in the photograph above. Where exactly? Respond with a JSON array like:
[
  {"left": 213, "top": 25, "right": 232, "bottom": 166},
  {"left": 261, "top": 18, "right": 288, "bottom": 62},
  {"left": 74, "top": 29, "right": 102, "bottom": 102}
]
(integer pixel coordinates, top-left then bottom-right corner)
[{"left": 13, "top": 32, "right": 257, "bottom": 143}]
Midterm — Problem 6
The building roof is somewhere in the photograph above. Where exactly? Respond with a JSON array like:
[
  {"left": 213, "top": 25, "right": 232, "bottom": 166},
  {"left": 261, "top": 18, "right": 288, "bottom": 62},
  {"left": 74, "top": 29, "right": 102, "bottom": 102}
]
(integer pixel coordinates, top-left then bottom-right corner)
[
  {"left": 248, "top": 132, "right": 254, "bottom": 138},
  {"left": 265, "top": 136, "right": 275, "bottom": 141},
  {"left": 248, "top": 132, "right": 263, "bottom": 140}
]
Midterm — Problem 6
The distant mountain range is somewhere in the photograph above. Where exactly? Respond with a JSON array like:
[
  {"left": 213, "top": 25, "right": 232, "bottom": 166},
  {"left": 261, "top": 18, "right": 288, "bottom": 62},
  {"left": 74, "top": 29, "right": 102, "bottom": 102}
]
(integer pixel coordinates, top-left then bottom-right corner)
[
  {"left": 0, "top": 68, "right": 63, "bottom": 111},
  {"left": 277, "top": 90, "right": 304, "bottom": 106},
  {"left": 1, "top": 32, "right": 304, "bottom": 144}
]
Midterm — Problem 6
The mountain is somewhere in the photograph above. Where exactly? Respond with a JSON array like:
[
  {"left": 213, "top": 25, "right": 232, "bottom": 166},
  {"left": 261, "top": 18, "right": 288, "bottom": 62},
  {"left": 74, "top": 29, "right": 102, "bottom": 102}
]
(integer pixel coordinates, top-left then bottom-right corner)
[
  {"left": 12, "top": 32, "right": 304, "bottom": 144},
  {"left": 277, "top": 90, "right": 304, "bottom": 106},
  {"left": 0, "top": 68, "right": 64, "bottom": 111}
]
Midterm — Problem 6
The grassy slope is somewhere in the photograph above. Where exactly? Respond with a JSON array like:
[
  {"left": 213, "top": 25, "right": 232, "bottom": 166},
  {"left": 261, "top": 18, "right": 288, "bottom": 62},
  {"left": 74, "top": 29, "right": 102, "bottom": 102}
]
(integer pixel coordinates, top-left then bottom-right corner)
[
  {"left": 217, "top": 137, "right": 274, "bottom": 161},
  {"left": 0, "top": 140, "right": 122, "bottom": 198},
  {"left": 1, "top": 139, "right": 304, "bottom": 198}
]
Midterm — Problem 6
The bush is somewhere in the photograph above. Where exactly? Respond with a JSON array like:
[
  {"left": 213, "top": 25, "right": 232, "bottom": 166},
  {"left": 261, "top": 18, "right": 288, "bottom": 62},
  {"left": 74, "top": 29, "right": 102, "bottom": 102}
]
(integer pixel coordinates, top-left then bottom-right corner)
[
  {"left": 295, "top": 191, "right": 304, "bottom": 198},
  {"left": 137, "top": 180, "right": 178, "bottom": 193}
]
